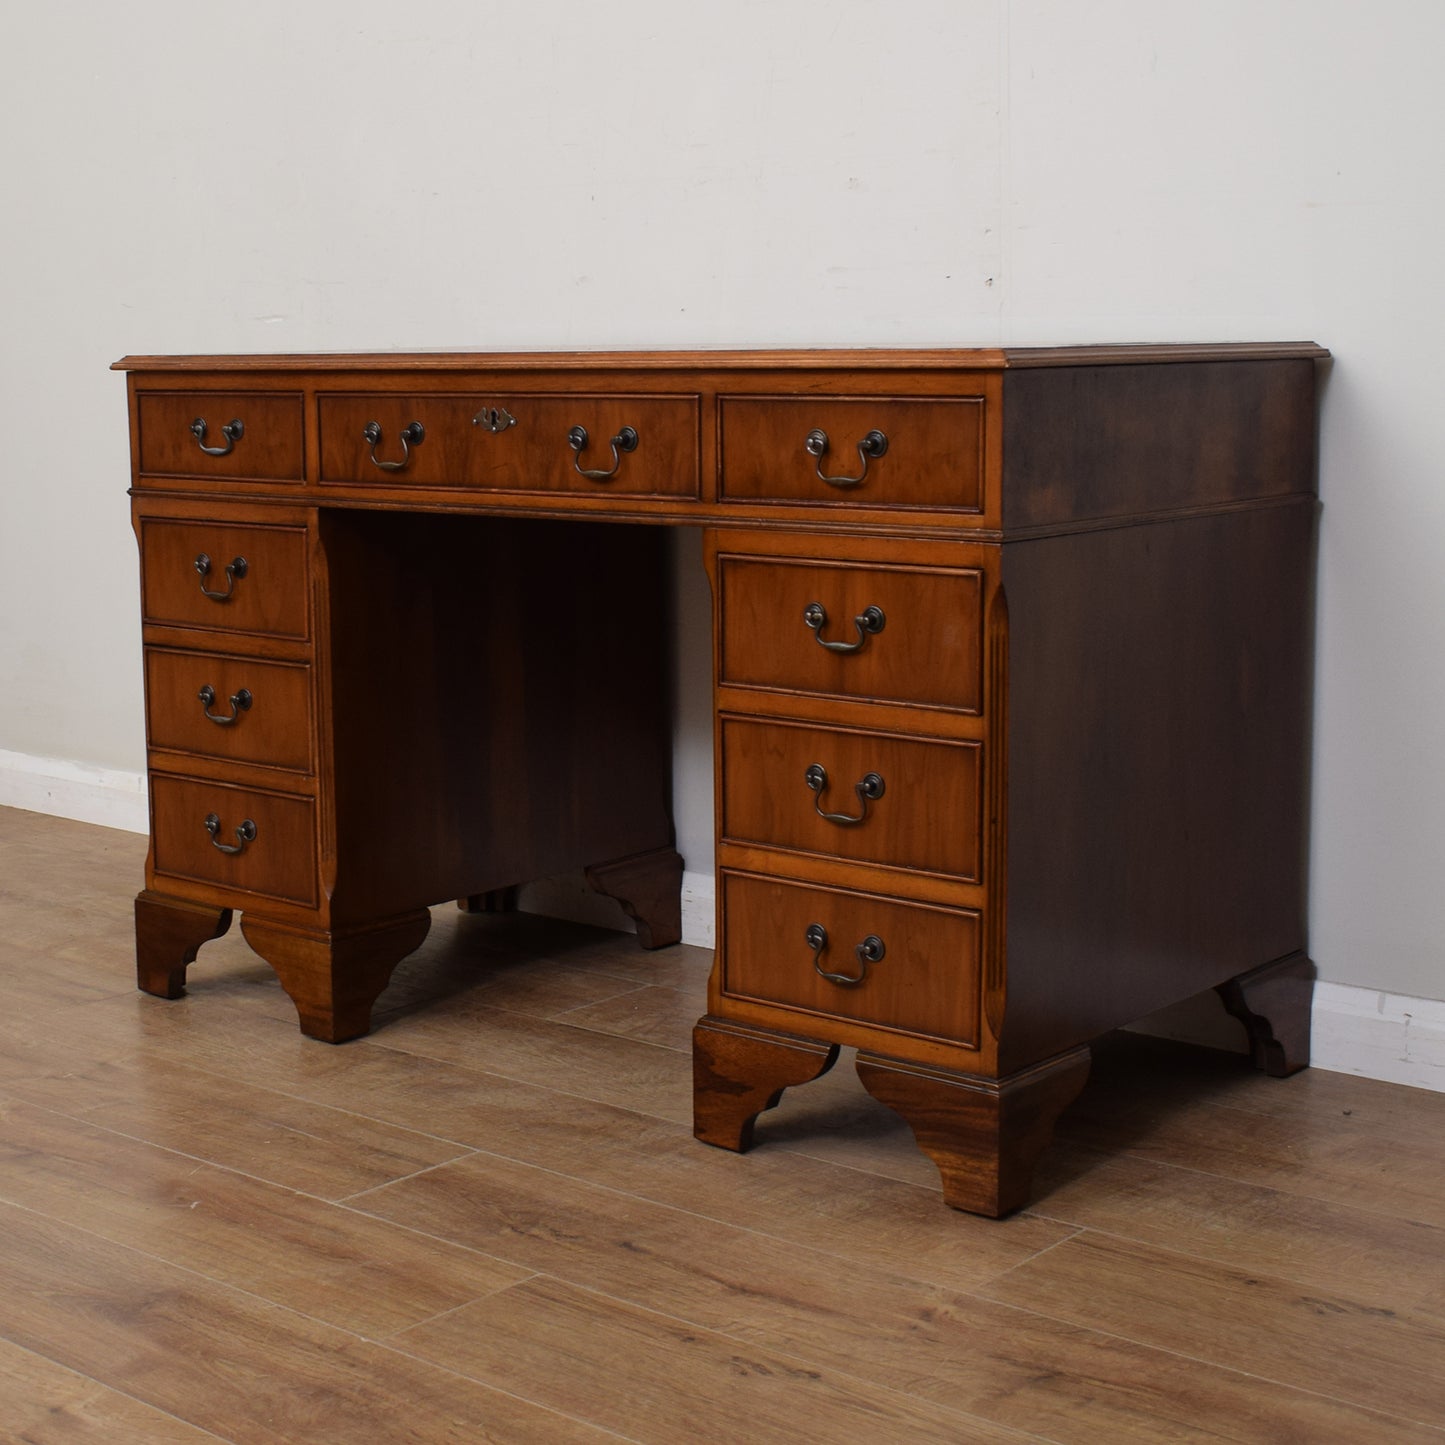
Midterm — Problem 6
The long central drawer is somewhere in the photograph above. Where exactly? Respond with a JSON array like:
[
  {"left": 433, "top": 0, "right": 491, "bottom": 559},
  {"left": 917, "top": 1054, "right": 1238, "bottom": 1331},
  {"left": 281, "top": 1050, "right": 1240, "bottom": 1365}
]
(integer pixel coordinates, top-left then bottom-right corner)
[{"left": 318, "top": 393, "right": 700, "bottom": 497}]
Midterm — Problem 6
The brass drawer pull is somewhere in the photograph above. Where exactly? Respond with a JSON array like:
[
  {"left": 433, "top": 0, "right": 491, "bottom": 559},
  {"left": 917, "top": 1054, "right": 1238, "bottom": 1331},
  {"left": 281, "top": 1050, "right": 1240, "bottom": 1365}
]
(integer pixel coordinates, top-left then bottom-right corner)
[
  {"left": 363, "top": 420, "right": 425, "bottom": 472},
  {"left": 568, "top": 424, "right": 638, "bottom": 481},
  {"left": 803, "top": 602, "right": 886, "bottom": 653},
  {"left": 190, "top": 417, "right": 244, "bottom": 457},
  {"left": 198, "top": 684, "right": 252, "bottom": 726},
  {"left": 194, "top": 552, "right": 248, "bottom": 601},
  {"left": 804, "top": 763, "right": 884, "bottom": 826},
  {"left": 204, "top": 812, "right": 256, "bottom": 855},
  {"left": 804, "top": 427, "right": 887, "bottom": 488},
  {"left": 805, "top": 922, "right": 885, "bottom": 987}
]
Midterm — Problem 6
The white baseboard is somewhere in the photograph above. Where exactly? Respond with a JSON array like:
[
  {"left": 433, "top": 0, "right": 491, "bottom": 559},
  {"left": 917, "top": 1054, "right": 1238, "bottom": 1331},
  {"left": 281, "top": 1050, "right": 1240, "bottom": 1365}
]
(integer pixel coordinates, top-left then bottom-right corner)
[
  {"left": 1309, "top": 981, "right": 1445, "bottom": 1092},
  {"left": 2, "top": 751, "right": 1437, "bottom": 1089},
  {"left": 0, "top": 749, "right": 148, "bottom": 834}
]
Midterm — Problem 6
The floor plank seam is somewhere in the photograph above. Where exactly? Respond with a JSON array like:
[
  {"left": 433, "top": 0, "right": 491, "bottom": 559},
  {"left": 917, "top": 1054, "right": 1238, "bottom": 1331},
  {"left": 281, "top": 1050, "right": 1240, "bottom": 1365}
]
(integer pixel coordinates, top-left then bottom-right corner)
[
  {"left": 963, "top": 1234, "right": 1445, "bottom": 1434},
  {"left": 370, "top": 1324, "right": 648, "bottom": 1445},
  {"left": 0, "top": 1328, "right": 241, "bottom": 1445},
  {"left": 380, "top": 1273, "right": 544, "bottom": 1342},
  {"left": 1022, "top": 1199, "right": 1444, "bottom": 1315},
  {"left": 337, "top": 1134, "right": 1007, "bottom": 1299},
  {"left": 547, "top": 1014, "right": 692, "bottom": 1054},
  {"left": 1, "top": 1087, "right": 485, "bottom": 1211},
  {"left": 0, "top": 1191, "right": 503, "bottom": 1353},
  {"left": 384, "top": 1269, "right": 1034, "bottom": 1445},
  {"left": 1095, "top": 1132, "right": 1445, "bottom": 1234}
]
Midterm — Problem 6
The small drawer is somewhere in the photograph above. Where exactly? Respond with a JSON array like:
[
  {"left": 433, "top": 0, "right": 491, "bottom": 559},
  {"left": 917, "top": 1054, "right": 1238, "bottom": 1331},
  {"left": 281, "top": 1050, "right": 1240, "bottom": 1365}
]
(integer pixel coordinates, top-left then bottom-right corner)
[
  {"left": 318, "top": 393, "right": 700, "bottom": 498},
  {"left": 719, "top": 396, "right": 985, "bottom": 511},
  {"left": 139, "top": 519, "right": 309, "bottom": 640},
  {"left": 720, "top": 716, "right": 981, "bottom": 881},
  {"left": 150, "top": 774, "right": 317, "bottom": 907},
  {"left": 722, "top": 871, "right": 981, "bottom": 1045},
  {"left": 137, "top": 393, "right": 305, "bottom": 481},
  {"left": 146, "top": 648, "right": 313, "bottom": 772},
  {"left": 719, "top": 553, "right": 983, "bottom": 713}
]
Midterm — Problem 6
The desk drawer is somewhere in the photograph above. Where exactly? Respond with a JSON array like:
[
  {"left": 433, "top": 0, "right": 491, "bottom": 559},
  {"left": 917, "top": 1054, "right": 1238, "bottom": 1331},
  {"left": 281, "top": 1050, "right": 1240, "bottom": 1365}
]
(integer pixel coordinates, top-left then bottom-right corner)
[
  {"left": 145, "top": 648, "right": 313, "bottom": 772},
  {"left": 139, "top": 519, "right": 309, "bottom": 640},
  {"left": 722, "top": 871, "right": 981, "bottom": 1045},
  {"left": 718, "top": 553, "right": 983, "bottom": 713},
  {"left": 150, "top": 774, "right": 317, "bottom": 907},
  {"left": 318, "top": 393, "right": 700, "bottom": 497},
  {"left": 137, "top": 393, "right": 304, "bottom": 481},
  {"left": 719, "top": 396, "right": 985, "bottom": 511},
  {"left": 721, "top": 716, "right": 981, "bottom": 881}
]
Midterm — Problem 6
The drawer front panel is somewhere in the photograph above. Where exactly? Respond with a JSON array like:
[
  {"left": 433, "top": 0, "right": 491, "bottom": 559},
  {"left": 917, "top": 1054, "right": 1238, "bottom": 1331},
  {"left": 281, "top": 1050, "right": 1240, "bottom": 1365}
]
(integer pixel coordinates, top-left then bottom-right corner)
[
  {"left": 722, "top": 871, "right": 981, "bottom": 1045},
  {"left": 150, "top": 774, "right": 317, "bottom": 906},
  {"left": 146, "top": 649, "right": 313, "bottom": 771},
  {"left": 140, "top": 519, "right": 309, "bottom": 640},
  {"left": 721, "top": 716, "right": 981, "bottom": 880},
  {"left": 318, "top": 394, "right": 700, "bottom": 497},
  {"left": 719, "top": 554, "right": 984, "bottom": 713},
  {"left": 719, "top": 396, "right": 985, "bottom": 510},
  {"left": 137, "top": 393, "right": 305, "bottom": 481}
]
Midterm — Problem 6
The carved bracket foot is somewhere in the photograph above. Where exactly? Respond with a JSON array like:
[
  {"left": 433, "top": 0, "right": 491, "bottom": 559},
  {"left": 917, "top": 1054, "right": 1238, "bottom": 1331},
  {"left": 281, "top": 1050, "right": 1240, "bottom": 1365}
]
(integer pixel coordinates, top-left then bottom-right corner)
[
  {"left": 134, "top": 889, "right": 233, "bottom": 999},
  {"left": 855, "top": 1048, "right": 1092, "bottom": 1217},
  {"left": 1217, "top": 951, "right": 1315, "bottom": 1077},
  {"left": 239, "top": 909, "right": 431, "bottom": 1043},
  {"left": 585, "top": 846, "right": 684, "bottom": 950},
  {"left": 693, "top": 1014, "right": 840, "bottom": 1152}
]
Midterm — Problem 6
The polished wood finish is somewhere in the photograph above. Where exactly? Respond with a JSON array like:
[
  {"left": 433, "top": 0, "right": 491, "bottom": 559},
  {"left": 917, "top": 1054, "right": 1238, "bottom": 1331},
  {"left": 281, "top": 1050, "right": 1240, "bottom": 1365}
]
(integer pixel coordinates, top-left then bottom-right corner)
[
  {"left": 716, "top": 551, "right": 984, "bottom": 714},
  {"left": 720, "top": 715, "right": 981, "bottom": 879},
  {"left": 720, "top": 870, "right": 982, "bottom": 1045},
  {"left": 584, "top": 846, "right": 685, "bottom": 950},
  {"left": 318, "top": 512, "right": 675, "bottom": 928},
  {"left": 240, "top": 910, "right": 432, "bottom": 1043},
  {"left": 8, "top": 807, "right": 1442, "bottom": 1443},
  {"left": 1217, "top": 950, "right": 1316, "bottom": 1076},
  {"left": 719, "top": 395, "right": 986, "bottom": 511},
  {"left": 120, "top": 344, "right": 1324, "bottom": 1215},
  {"left": 149, "top": 774, "right": 317, "bottom": 907},
  {"left": 856, "top": 1048, "right": 1092, "bottom": 1216},
  {"left": 133, "top": 887, "right": 232, "bottom": 999},
  {"left": 1001, "top": 358, "right": 1318, "bottom": 531},
  {"left": 138, "top": 516, "right": 310, "bottom": 639},
  {"left": 136, "top": 391, "right": 305, "bottom": 482},
  {"left": 318, "top": 392, "right": 701, "bottom": 497},
  {"left": 997, "top": 500, "right": 1315, "bottom": 1072},
  {"left": 692, "top": 1014, "right": 839, "bottom": 1151},
  {"left": 145, "top": 647, "right": 313, "bottom": 772}
]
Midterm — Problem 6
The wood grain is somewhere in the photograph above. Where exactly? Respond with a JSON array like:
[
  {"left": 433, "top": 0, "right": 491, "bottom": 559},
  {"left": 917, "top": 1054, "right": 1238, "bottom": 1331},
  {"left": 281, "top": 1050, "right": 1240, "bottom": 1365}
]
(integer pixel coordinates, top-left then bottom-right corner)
[
  {"left": 5, "top": 807, "right": 1441, "bottom": 1444},
  {"left": 0, "top": 1335, "right": 221, "bottom": 1443},
  {"left": 395, "top": 1274, "right": 1031, "bottom": 1445},
  {"left": 0, "top": 1097, "right": 523, "bottom": 1337},
  {"left": 361, "top": 1150, "right": 1444, "bottom": 1442},
  {"left": 0, "top": 1199, "right": 610, "bottom": 1444},
  {"left": 980, "top": 1231, "right": 1445, "bottom": 1427}
]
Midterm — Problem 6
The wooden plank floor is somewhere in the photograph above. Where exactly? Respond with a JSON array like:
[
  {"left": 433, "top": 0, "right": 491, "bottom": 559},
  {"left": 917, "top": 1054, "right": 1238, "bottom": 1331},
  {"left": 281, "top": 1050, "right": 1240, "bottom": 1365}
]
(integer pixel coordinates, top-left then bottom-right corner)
[{"left": 1, "top": 805, "right": 1443, "bottom": 1443}]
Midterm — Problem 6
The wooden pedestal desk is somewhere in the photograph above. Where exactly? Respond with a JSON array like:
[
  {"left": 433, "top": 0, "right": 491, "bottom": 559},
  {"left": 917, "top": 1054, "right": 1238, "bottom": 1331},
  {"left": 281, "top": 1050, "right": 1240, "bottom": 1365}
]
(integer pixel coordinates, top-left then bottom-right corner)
[{"left": 118, "top": 344, "right": 1326, "bottom": 1216}]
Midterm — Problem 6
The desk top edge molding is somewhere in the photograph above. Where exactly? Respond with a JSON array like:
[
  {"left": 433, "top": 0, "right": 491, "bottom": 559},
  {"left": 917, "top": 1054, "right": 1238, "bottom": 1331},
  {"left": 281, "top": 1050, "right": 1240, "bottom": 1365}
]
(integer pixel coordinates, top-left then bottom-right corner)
[{"left": 112, "top": 342, "right": 1331, "bottom": 373}]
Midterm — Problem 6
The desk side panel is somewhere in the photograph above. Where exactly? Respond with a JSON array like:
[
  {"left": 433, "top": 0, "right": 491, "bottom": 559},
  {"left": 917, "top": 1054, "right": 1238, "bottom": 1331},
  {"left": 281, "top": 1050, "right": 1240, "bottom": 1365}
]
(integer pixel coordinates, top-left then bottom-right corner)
[{"left": 997, "top": 501, "right": 1316, "bottom": 1071}]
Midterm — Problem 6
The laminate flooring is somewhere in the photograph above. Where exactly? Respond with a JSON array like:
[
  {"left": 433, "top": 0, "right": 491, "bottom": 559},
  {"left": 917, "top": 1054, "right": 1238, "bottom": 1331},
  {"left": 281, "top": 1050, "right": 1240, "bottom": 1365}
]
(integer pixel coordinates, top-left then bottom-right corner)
[{"left": 1, "top": 805, "right": 1442, "bottom": 1443}]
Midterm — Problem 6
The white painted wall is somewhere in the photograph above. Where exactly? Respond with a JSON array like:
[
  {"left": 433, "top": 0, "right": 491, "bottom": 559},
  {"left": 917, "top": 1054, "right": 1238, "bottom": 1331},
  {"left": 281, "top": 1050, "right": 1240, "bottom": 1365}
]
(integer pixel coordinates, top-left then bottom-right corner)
[{"left": 2, "top": 1, "right": 1441, "bottom": 1005}]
